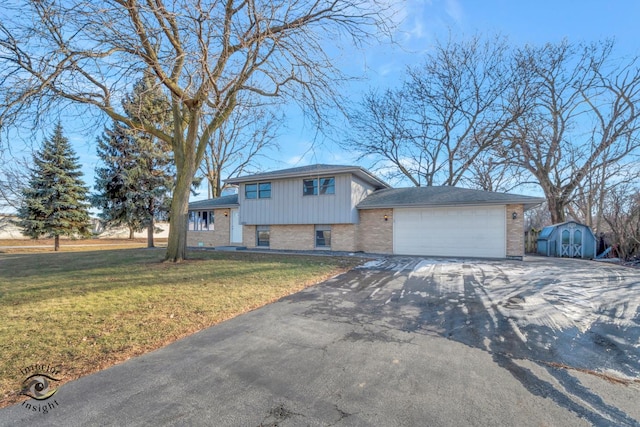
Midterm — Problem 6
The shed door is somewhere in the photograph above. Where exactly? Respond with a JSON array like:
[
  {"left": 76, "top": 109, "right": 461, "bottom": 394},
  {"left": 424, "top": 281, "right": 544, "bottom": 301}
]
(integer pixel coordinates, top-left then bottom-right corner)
[
  {"left": 560, "top": 225, "right": 583, "bottom": 257},
  {"left": 393, "top": 206, "right": 506, "bottom": 258}
]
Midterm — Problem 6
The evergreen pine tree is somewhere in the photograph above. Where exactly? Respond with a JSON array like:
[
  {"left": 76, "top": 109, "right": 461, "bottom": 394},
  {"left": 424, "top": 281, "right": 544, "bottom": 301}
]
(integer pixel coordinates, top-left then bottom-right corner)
[
  {"left": 92, "top": 71, "right": 173, "bottom": 247},
  {"left": 92, "top": 124, "right": 145, "bottom": 238},
  {"left": 18, "top": 123, "right": 91, "bottom": 251}
]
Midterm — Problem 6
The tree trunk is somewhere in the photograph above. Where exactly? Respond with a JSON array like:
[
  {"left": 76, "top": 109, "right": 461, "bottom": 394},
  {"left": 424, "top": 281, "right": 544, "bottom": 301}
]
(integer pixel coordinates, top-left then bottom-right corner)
[
  {"left": 165, "top": 102, "right": 207, "bottom": 262},
  {"left": 147, "top": 218, "right": 155, "bottom": 248},
  {"left": 54, "top": 235, "right": 60, "bottom": 251},
  {"left": 129, "top": 226, "right": 135, "bottom": 239},
  {"left": 147, "top": 198, "right": 155, "bottom": 248},
  {"left": 207, "top": 170, "right": 221, "bottom": 198},
  {"left": 548, "top": 198, "right": 566, "bottom": 224},
  {"left": 214, "top": 172, "right": 221, "bottom": 198},
  {"left": 537, "top": 179, "right": 567, "bottom": 224},
  {"left": 165, "top": 167, "right": 193, "bottom": 261}
]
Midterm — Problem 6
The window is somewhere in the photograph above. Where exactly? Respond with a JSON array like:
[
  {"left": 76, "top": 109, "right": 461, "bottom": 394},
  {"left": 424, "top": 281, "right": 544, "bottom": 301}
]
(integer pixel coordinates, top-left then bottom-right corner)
[
  {"left": 319, "top": 177, "right": 335, "bottom": 195},
  {"left": 303, "top": 177, "right": 335, "bottom": 196},
  {"left": 303, "top": 179, "right": 317, "bottom": 196},
  {"left": 259, "top": 182, "right": 271, "bottom": 198},
  {"left": 188, "top": 211, "right": 214, "bottom": 231},
  {"left": 257, "top": 225, "right": 270, "bottom": 247},
  {"left": 245, "top": 183, "right": 257, "bottom": 199},
  {"left": 315, "top": 225, "right": 331, "bottom": 248},
  {"left": 245, "top": 182, "right": 270, "bottom": 199}
]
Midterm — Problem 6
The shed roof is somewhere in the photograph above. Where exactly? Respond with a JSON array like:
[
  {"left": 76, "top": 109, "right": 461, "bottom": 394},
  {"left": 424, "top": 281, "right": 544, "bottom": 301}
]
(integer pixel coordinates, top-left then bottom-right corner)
[
  {"left": 188, "top": 194, "right": 238, "bottom": 210},
  {"left": 357, "top": 187, "right": 545, "bottom": 210},
  {"left": 225, "top": 164, "right": 390, "bottom": 190},
  {"left": 538, "top": 220, "right": 596, "bottom": 239}
]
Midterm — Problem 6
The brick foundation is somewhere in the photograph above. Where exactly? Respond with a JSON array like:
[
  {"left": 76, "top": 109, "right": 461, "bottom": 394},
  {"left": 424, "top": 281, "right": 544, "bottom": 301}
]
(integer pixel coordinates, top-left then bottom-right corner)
[
  {"left": 331, "top": 224, "right": 357, "bottom": 252},
  {"left": 270, "top": 225, "right": 315, "bottom": 250}
]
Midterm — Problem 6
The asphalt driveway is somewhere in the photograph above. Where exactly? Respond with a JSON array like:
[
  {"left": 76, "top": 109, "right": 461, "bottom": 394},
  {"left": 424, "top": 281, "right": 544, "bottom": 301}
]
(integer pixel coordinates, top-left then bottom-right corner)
[{"left": 2, "top": 256, "right": 639, "bottom": 426}]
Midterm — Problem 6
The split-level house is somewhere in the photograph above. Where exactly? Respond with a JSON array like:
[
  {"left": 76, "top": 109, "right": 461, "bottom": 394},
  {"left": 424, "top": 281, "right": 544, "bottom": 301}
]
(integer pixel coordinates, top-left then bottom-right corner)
[{"left": 187, "top": 164, "right": 544, "bottom": 259}]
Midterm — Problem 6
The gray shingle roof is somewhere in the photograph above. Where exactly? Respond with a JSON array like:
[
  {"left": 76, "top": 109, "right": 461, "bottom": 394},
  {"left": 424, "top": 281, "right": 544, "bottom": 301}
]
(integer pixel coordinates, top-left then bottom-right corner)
[
  {"left": 225, "top": 164, "right": 390, "bottom": 190},
  {"left": 188, "top": 194, "right": 238, "bottom": 210},
  {"left": 357, "top": 187, "right": 545, "bottom": 210}
]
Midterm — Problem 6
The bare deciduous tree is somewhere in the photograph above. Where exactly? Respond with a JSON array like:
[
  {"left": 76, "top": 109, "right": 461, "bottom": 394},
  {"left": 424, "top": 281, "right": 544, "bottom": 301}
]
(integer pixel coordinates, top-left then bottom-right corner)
[
  {"left": 464, "top": 149, "right": 529, "bottom": 193},
  {"left": 347, "top": 34, "right": 518, "bottom": 187},
  {"left": 0, "top": 153, "right": 28, "bottom": 217},
  {"left": 0, "top": 0, "right": 392, "bottom": 261},
  {"left": 199, "top": 102, "right": 281, "bottom": 198},
  {"left": 506, "top": 40, "right": 640, "bottom": 224},
  {"left": 346, "top": 88, "right": 418, "bottom": 184},
  {"left": 567, "top": 155, "right": 639, "bottom": 233},
  {"left": 602, "top": 182, "right": 640, "bottom": 260}
]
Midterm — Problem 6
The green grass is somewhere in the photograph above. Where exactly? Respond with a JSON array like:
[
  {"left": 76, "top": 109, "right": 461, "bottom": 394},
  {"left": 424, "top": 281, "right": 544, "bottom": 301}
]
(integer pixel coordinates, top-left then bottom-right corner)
[{"left": 0, "top": 248, "right": 361, "bottom": 407}]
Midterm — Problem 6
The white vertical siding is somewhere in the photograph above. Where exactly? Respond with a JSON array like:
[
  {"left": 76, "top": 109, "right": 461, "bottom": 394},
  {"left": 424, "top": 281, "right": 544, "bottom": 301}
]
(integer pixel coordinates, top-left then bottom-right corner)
[
  {"left": 350, "top": 176, "right": 376, "bottom": 223},
  {"left": 239, "top": 173, "right": 375, "bottom": 225}
]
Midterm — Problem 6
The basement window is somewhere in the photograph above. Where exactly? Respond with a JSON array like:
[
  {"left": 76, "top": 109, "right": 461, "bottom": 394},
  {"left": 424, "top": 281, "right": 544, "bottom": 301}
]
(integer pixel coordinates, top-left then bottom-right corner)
[
  {"left": 315, "top": 225, "right": 331, "bottom": 248},
  {"left": 256, "top": 225, "right": 270, "bottom": 247}
]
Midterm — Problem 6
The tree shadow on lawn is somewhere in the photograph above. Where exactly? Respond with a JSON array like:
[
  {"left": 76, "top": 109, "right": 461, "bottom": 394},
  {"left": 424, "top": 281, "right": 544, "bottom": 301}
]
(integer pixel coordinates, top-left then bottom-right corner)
[
  {"left": 0, "top": 249, "right": 335, "bottom": 304},
  {"left": 0, "top": 247, "right": 163, "bottom": 274}
]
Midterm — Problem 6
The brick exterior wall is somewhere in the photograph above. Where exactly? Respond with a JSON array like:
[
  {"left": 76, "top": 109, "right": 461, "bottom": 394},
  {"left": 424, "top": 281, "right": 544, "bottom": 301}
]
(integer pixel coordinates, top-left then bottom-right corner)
[
  {"left": 201, "top": 204, "right": 524, "bottom": 259},
  {"left": 243, "top": 225, "right": 256, "bottom": 248},
  {"left": 186, "top": 208, "right": 231, "bottom": 247},
  {"left": 331, "top": 224, "right": 357, "bottom": 252},
  {"left": 506, "top": 204, "right": 524, "bottom": 259},
  {"left": 356, "top": 208, "right": 394, "bottom": 254},
  {"left": 271, "top": 225, "right": 315, "bottom": 250},
  {"left": 242, "top": 224, "right": 357, "bottom": 251}
]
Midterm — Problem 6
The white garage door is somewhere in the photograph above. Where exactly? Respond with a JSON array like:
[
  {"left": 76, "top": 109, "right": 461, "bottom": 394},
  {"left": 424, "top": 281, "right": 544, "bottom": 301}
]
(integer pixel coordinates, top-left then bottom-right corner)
[{"left": 394, "top": 206, "right": 506, "bottom": 258}]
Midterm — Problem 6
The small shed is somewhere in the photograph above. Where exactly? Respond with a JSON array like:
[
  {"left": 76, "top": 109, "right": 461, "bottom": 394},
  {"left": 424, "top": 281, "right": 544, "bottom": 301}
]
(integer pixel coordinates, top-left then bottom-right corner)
[{"left": 536, "top": 221, "right": 597, "bottom": 259}]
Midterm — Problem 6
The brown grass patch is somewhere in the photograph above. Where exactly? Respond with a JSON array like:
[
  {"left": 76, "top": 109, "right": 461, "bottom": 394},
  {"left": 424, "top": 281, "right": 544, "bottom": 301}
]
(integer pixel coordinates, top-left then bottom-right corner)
[{"left": 0, "top": 248, "right": 361, "bottom": 408}]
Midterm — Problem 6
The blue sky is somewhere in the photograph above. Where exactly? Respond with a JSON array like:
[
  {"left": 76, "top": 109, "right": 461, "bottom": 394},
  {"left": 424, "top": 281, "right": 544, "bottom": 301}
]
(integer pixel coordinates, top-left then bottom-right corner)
[
  {"left": 273, "top": 0, "right": 640, "bottom": 160},
  {"left": 263, "top": 1, "right": 640, "bottom": 190},
  {"left": 16, "top": 0, "right": 640, "bottom": 201}
]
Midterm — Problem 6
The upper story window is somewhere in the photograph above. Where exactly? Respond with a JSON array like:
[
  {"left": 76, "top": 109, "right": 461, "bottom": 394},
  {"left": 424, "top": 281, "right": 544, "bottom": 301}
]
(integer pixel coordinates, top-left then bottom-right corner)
[
  {"left": 245, "top": 182, "right": 271, "bottom": 199},
  {"left": 259, "top": 182, "right": 271, "bottom": 198},
  {"left": 303, "top": 177, "right": 335, "bottom": 196},
  {"left": 303, "top": 179, "right": 316, "bottom": 196}
]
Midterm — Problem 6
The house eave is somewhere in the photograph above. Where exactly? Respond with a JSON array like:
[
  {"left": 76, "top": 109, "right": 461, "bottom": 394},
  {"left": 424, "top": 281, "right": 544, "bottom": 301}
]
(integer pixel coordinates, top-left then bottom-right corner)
[
  {"left": 189, "top": 204, "right": 239, "bottom": 210},
  {"left": 188, "top": 194, "right": 239, "bottom": 211},
  {"left": 358, "top": 199, "right": 546, "bottom": 210},
  {"left": 225, "top": 166, "right": 390, "bottom": 190}
]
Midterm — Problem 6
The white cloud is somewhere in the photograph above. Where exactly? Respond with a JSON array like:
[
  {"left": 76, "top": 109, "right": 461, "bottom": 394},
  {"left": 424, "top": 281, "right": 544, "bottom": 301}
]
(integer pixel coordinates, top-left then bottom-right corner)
[
  {"left": 407, "top": 17, "right": 426, "bottom": 40},
  {"left": 444, "top": 0, "right": 464, "bottom": 25}
]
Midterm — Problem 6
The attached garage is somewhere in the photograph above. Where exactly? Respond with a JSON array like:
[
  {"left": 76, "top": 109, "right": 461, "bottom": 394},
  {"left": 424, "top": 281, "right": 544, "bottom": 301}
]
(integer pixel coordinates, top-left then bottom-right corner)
[
  {"left": 357, "top": 186, "right": 546, "bottom": 259},
  {"left": 393, "top": 206, "right": 506, "bottom": 258}
]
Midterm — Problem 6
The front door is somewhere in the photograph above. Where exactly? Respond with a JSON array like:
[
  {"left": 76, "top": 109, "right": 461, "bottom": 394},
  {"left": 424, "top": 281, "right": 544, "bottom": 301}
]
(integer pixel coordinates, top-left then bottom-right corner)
[
  {"left": 560, "top": 225, "right": 583, "bottom": 257},
  {"left": 230, "top": 209, "right": 243, "bottom": 244}
]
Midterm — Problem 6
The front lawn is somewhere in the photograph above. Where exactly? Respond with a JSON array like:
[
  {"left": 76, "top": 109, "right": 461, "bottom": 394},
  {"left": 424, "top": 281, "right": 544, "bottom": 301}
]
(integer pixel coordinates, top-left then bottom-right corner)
[{"left": 0, "top": 248, "right": 361, "bottom": 407}]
